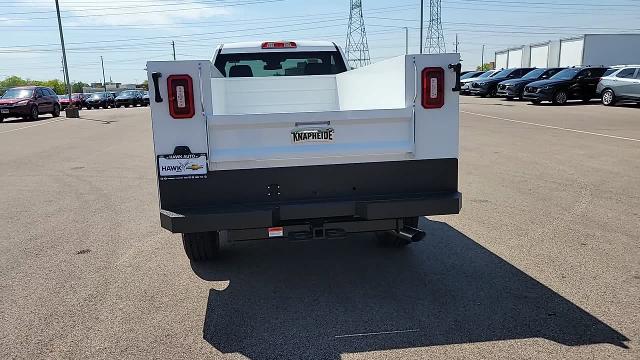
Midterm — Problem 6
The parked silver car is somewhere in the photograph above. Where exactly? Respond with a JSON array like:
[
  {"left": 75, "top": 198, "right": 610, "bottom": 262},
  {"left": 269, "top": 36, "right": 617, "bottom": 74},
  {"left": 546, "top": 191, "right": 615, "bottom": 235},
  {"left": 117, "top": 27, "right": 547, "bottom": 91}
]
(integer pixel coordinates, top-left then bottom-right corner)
[{"left": 597, "top": 65, "right": 640, "bottom": 106}]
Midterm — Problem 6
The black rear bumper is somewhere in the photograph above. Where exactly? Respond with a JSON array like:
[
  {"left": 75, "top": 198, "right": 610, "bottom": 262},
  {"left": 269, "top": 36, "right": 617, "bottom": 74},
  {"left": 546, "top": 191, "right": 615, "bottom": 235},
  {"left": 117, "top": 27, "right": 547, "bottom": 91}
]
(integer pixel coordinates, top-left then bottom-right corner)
[
  {"left": 158, "top": 159, "right": 461, "bottom": 233},
  {"left": 161, "top": 191, "right": 461, "bottom": 233}
]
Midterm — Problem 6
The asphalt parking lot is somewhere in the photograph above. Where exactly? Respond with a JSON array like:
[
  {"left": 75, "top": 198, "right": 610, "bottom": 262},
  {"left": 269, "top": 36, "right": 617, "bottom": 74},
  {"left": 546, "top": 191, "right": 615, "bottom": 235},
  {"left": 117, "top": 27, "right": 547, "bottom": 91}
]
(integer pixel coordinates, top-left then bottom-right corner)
[{"left": 1, "top": 99, "right": 638, "bottom": 359}]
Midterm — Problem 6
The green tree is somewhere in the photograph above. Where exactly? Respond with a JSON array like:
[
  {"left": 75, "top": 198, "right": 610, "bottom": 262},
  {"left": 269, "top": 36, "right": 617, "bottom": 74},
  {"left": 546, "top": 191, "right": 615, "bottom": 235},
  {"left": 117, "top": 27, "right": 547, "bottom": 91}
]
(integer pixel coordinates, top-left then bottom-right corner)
[
  {"left": 72, "top": 81, "right": 89, "bottom": 93},
  {"left": 476, "top": 63, "right": 494, "bottom": 71},
  {"left": 141, "top": 80, "right": 148, "bottom": 90},
  {"left": 40, "top": 79, "right": 67, "bottom": 94},
  {"left": 0, "top": 76, "right": 29, "bottom": 89}
]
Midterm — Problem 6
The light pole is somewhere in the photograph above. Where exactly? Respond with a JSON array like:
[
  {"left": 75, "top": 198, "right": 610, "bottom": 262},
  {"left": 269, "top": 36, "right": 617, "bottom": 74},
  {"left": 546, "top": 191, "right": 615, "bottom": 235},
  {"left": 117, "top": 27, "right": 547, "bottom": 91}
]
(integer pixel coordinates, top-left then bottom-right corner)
[
  {"left": 419, "top": 0, "right": 424, "bottom": 54},
  {"left": 100, "top": 56, "right": 107, "bottom": 93},
  {"left": 54, "top": 0, "right": 78, "bottom": 117},
  {"left": 405, "top": 27, "right": 409, "bottom": 55}
]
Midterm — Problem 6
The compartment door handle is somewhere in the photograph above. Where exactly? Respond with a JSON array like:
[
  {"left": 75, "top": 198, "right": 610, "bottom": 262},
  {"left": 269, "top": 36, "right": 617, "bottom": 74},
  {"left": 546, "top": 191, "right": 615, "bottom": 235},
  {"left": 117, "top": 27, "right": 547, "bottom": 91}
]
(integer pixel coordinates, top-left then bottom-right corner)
[{"left": 152, "top": 72, "right": 163, "bottom": 103}]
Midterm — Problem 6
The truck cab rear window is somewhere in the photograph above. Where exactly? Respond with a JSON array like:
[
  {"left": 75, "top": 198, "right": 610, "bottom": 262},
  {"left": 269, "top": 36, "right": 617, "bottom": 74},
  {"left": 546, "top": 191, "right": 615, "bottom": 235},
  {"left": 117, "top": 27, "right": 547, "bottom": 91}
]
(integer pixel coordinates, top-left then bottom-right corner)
[{"left": 214, "top": 51, "right": 347, "bottom": 77}]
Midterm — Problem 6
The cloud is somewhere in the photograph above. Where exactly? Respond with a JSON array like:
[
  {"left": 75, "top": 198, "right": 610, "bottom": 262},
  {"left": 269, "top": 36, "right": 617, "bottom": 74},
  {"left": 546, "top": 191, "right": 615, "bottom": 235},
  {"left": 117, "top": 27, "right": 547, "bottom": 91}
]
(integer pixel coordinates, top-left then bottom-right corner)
[
  {"left": 15, "top": 0, "right": 231, "bottom": 27},
  {"left": 0, "top": 17, "right": 29, "bottom": 24}
]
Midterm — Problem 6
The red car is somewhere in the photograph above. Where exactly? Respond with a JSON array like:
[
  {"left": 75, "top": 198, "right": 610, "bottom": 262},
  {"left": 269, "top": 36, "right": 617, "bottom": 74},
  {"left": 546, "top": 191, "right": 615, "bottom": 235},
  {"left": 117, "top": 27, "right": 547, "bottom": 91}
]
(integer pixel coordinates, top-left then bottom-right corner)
[
  {"left": 0, "top": 86, "right": 60, "bottom": 122},
  {"left": 58, "top": 93, "right": 84, "bottom": 109}
]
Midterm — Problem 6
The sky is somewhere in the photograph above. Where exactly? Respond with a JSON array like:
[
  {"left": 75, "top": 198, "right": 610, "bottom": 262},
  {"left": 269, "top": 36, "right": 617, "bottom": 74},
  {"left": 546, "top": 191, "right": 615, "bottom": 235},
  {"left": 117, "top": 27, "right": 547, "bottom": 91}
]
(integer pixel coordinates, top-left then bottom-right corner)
[{"left": 1, "top": 0, "right": 639, "bottom": 84}]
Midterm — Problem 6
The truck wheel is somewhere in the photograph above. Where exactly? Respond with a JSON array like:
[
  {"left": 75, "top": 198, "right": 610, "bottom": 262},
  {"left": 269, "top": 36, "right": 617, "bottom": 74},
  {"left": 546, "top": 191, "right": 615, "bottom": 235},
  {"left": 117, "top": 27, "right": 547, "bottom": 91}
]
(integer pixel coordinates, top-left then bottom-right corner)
[{"left": 182, "top": 232, "right": 219, "bottom": 262}]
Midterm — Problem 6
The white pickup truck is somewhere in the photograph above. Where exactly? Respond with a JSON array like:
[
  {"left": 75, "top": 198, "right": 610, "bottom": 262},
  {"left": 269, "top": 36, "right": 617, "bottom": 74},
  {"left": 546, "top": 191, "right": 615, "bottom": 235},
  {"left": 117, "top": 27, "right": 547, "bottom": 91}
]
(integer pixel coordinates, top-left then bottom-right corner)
[{"left": 147, "top": 40, "right": 462, "bottom": 262}]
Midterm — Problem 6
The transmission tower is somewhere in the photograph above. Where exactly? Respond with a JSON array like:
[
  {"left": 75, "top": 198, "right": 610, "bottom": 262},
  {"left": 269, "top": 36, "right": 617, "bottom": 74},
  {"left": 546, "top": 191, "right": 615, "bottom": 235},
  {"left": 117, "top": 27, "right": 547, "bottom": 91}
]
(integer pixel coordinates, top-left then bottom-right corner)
[
  {"left": 424, "top": 0, "right": 446, "bottom": 54},
  {"left": 345, "top": 0, "right": 371, "bottom": 68}
]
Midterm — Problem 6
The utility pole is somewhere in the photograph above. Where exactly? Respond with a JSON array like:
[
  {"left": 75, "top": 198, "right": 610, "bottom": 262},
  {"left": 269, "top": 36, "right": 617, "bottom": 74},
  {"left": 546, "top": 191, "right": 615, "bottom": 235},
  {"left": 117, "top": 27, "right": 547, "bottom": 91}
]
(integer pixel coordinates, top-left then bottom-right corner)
[
  {"left": 419, "top": 0, "right": 424, "bottom": 54},
  {"left": 54, "top": 0, "right": 78, "bottom": 117},
  {"left": 481, "top": 44, "right": 485, "bottom": 70},
  {"left": 405, "top": 27, "right": 409, "bottom": 55},
  {"left": 61, "top": 56, "right": 66, "bottom": 83},
  {"left": 100, "top": 56, "right": 107, "bottom": 93},
  {"left": 453, "top": 33, "right": 459, "bottom": 53},
  {"left": 172, "top": 41, "right": 176, "bottom": 60}
]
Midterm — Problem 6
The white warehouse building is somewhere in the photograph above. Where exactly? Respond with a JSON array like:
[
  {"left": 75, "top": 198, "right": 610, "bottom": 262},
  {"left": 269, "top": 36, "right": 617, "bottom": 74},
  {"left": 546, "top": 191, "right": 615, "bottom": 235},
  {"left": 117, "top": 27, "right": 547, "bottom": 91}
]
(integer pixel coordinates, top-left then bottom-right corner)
[{"left": 494, "top": 34, "right": 640, "bottom": 69}]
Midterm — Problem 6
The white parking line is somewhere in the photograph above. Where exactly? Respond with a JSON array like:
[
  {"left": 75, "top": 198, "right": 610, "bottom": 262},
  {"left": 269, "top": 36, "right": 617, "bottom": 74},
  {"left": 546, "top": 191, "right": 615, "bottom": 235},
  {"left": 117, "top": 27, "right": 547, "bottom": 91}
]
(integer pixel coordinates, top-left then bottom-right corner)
[
  {"left": 334, "top": 329, "right": 420, "bottom": 338},
  {"left": 0, "top": 117, "right": 68, "bottom": 135},
  {"left": 461, "top": 110, "right": 640, "bottom": 143}
]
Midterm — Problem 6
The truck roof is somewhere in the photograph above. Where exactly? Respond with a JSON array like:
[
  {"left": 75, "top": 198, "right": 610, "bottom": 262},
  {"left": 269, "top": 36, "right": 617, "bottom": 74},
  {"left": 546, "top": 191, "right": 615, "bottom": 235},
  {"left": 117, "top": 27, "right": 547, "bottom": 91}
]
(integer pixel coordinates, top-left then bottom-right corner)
[{"left": 218, "top": 40, "right": 338, "bottom": 54}]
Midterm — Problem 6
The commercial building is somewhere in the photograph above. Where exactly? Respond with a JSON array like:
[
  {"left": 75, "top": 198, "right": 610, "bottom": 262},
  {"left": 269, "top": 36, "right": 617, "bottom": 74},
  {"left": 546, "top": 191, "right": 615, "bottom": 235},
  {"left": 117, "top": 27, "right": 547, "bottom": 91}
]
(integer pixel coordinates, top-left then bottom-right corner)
[
  {"left": 82, "top": 83, "right": 142, "bottom": 94},
  {"left": 494, "top": 34, "right": 640, "bottom": 69}
]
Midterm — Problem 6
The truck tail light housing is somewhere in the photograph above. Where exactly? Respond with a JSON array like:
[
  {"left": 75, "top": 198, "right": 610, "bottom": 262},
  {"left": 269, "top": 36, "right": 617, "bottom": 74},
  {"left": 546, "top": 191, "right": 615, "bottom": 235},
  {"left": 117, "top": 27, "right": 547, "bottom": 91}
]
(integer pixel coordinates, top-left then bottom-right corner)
[
  {"left": 422, "top": 67, "right": 445, "bottom": 109},
  {"left": 261, "top": 41, "right": 297, "bottom": 49},
  {"left": 167, "top": 74, "right": 195, "bottom": 119}
]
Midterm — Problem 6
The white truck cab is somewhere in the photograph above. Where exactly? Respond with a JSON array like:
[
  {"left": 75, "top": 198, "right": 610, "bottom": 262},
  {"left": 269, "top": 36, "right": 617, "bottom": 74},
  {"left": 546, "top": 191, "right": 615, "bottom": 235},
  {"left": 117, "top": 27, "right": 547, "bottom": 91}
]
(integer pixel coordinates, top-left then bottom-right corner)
[{"left": 147, "top": 40, "right": 462, "bottom": 262}]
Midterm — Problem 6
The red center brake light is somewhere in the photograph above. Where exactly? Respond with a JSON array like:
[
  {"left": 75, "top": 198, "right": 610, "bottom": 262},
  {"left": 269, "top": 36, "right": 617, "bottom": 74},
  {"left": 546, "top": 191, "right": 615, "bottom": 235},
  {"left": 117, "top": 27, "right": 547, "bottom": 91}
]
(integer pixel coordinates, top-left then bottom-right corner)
[
  {"left": 422, "top": 67, "right": 445, "bottom": 109},
  {"left": 261, "top": 41, "right": 297, "bottom": 49}
]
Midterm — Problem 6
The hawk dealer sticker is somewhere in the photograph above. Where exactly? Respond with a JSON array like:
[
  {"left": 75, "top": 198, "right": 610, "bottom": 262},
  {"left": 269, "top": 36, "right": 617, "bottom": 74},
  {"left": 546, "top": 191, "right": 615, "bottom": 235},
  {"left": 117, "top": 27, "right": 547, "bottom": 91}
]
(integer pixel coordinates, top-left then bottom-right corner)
[{"left": 157, "top": 153, "right": 208, "bottom": 180}]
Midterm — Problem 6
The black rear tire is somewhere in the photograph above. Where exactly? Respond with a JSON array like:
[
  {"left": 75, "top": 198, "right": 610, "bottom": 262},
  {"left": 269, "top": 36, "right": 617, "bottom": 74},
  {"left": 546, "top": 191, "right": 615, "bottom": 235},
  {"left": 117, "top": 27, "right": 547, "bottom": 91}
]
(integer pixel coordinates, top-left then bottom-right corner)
[
  {"left": 30, "top": 106, "right": 39, "bottom": 121},
  {"left": 182, "top": 232, "right": 220, "bottom": 262},
  {"left": 51, "top": 104, "right": 60, "bottom": 118}
]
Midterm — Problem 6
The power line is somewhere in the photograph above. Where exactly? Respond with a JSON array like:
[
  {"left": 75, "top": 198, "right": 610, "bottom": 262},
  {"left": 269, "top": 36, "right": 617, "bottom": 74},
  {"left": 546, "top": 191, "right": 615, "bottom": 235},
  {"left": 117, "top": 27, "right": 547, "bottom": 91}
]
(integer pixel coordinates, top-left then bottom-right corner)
[
  {"left": 4, "top": 0, "right": 285, "bottom": 20},
  {"left": 0, "top": 3, "right": 418, "bottom": 29},
  {"left": 3, "top": 0, "right": 285, "bottom": 15}
]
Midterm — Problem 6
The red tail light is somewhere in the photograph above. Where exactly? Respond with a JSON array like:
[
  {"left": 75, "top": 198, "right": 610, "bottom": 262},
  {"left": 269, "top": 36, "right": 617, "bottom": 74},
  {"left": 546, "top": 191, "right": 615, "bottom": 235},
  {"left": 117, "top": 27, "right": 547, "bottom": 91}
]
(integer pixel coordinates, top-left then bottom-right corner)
[
  {"left": 167, "top": 74, "right": 195, "bottom": 119},
  {"left": 261, "top": 41, "right": 297, "bottom": 49},
  {"left": 422, "top": 67, "right": 445, "bottom": 109}
]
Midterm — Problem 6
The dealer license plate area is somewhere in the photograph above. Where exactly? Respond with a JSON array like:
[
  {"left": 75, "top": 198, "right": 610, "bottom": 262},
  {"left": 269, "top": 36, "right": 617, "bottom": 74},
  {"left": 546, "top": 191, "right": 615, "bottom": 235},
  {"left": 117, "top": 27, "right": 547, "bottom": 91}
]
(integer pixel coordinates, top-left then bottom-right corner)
[{"left": 157, "top": 153, "right": 207, "bottom": 180}]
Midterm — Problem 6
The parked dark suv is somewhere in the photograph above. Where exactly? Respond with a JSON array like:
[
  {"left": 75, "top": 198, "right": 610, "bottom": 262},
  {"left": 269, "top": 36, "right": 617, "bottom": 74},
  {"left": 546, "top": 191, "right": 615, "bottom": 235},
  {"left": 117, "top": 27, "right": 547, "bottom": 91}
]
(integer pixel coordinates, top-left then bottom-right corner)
[
  {"left": 141, "top": 91, "right": 150, "bottom": 106},
  {"left": 497, "top": 68, "right": 565, "bottom": 100},
  {"left": 0, "top": 86, "right": 60, "bottom": 122},
  {"left": 470, "top": 68, "right": 535, "bottom": 97},
  {"left": 115, "top": 90, "right": 143, "bottom": 107},
  {"left": 523, "top": 67, "right": 609, "bottom": 105},
  {"left": 85, "top": 92, "right": 115, "bottom": 109}
]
